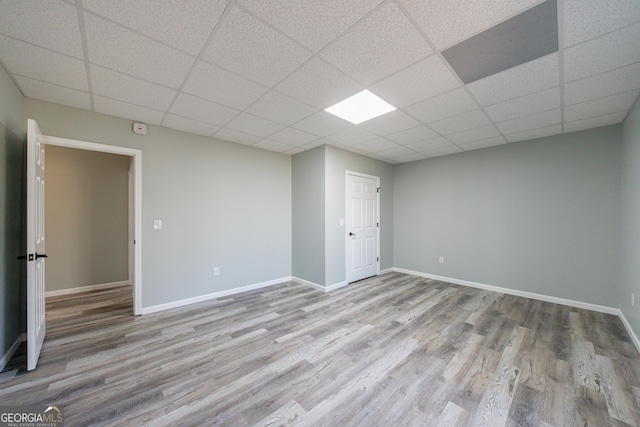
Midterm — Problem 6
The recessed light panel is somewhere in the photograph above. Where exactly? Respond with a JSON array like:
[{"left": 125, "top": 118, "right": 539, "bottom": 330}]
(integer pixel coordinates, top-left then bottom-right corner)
[{"left": 325, "top": 90, "right": 396, "bottom": 124}]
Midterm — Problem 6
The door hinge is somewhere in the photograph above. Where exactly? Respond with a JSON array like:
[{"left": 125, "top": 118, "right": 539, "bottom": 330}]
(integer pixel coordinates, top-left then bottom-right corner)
[
  {"left": 377, "top": 257, "right": 379, "bottom": 262},
  {"left": 377, "top": 222, "right": 379, "bottom": 227},
  {"left": 377, "top": 187, "right": 380, "bottom": 193}
]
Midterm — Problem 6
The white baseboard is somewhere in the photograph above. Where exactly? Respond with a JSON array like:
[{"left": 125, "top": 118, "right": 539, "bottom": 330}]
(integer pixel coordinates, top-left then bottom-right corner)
[
  {"left": 616, "top": 309, "right": 640, "bottom": 355},
  {"left": 140, "top": 276, "right": 292, "bottom": 315},
  {"left": 1, "top": 333, "right": 26, "bottom": 372},
  {"left": 293, "top": 277, "right": 326, "bottom": 292},
  {"left": 46, "top": 281, "right": 130, "bottom": 297},
  {"left": 393, "top": 268, "right": 619, "bottom": 315},
  {"left": 326, "top": 281, "right": 348, "bottom": 292},
  {"left": 292, "top": 277, "right": 348, "bottom": 293},
  {"left": 379, "top": 268, "right": 394, "bottom": 275}
]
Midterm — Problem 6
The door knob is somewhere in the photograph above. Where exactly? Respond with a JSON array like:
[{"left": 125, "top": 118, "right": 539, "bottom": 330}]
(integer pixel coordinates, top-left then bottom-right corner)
[{"left": 349, "top": 232, "right": 356, "bottom": 236}]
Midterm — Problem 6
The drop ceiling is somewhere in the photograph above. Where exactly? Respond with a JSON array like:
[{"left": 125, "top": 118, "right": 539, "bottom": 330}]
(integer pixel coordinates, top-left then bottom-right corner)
[{"left": 1, "top": 0, "right": 639, "bottom": 164}]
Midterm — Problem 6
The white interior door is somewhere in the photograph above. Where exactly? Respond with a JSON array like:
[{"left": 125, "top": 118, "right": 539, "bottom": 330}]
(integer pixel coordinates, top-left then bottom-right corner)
[
  {"left": 26, "top": 119, "right": 47, "bottom": 371},
  {"left": 346, "top": 172, "right": 379, "bottom": 283}
]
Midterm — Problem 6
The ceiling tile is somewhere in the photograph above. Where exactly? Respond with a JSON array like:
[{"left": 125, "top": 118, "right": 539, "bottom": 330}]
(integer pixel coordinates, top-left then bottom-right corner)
[
  {"left": 236, "top": 0, "right": 384, "bottom": 52},
  {"left": 183, "top": 61, "right": 267, "bottom": 110},
  {"left": 564, "top": 0, "right": 640, "bottom": 47},
  {"left": 162, "top": 114, "right": 219, "bottom": 137},
  {"left": 423, "top": 145, "right": 463, "bottom": 157},
  {"left": 564, "top": 23, "right": 640, "bottom": 82},
  {"left": 428, "top": 110, "right": 491, "bottom": 135},
  {"left": 370, "top": 55, "right": 460, "bottom": 107},
  {"left": 0, "top": 0, "right": 83, "bottom": 57},
  {"left": 495, "top": 108, "right": 560, "bottom": 134},
  {"left": 564, "top": 62, "right": 640, "bottom": 105},
  {"left": 292, "top": 111, "right": 351, "bottom": 137},
  {"left": 268, "top": 127, "right": 318, "bottom": 146},
  {"left": 224, "top": 112, "right": 285, "bottom": 138},
  {"left": 14, "top": 75, "right": 90, "bottom": 110},
  {"left": 354, "top": 137, "right": 399, "bottom": 153},
  {"left": 564, "top": 91, "right": 639, "bottom": 122},
  {"left": 246, "top": 91, "right": 317, "bottom": 126},
  {"left": 325, "top": 126, "right": 378, "bottom": 145},
  {"left": 284, "top": 146, "right": 306, "bottom": 155},
  {"left": 170, "top": 93, "right": 239, "bottom": 126},
  {"left": 404, "top": 87, "right": 477, "bottom": 123},
  {"left": 405, "top": 137, "right": 454, "bottom": 152},
  {"left": 387, "top": 125, "right": 439, "bottom": 144},
  {"left": 320, "top": 2, "right": 432, "bottom": 85},
  {"left": 203, "top": 5, "right": 311, "bottom": 87},
  {"left": 0, "top": 36, "right": 88, "bottom": 91},
  {"left": 90, "top": 65, "right": 177, "bottom": 110},
  {"left": 467, "top": 53, "right": 559, "bottom": 106},
  {"left": 376, "top": 145, "right": 416, "bottom": 159},
  {"left": 359, "top": 110, "right": 421, "bottom": 136},
  {"left": 84, "top": 13, "right": 195, "bottom": 88},
  {"left": 299, "top": 139, "right": 326, "bottom": 150},
  {"left": 253, "top": 139, "right": 295, "bottom": 153},
  {"left": 564, "top": 111, "right": 628, "bottom": 133},
  {"left": 446, "top": 124, "right": 502, "bottom": 145},
  {"left": 399, "top": 0, "right": 542, "bottom": 49},
  {"left": 275, "top": 58, "right": 363, "bottom": 109},
  {"left": 82, "top": 0, "right": 227, "bottom": 55},
  {"left": 459, "top": 136, "right": 507, "bottom": 151},
  {"left": 392, "top": 152, "right": 428, "bottom": 163},
  {"left": 93, "top": 96, "right": 164, "bottom": 125},
  {"left": 483, "top": 87, "right": 560, "bottom": 122},
  {"left": 214, "top": 128, "right": 262, "bottom": 145},
  {"left": 504, "top": 124, "right": 561, "bottom": 142}
]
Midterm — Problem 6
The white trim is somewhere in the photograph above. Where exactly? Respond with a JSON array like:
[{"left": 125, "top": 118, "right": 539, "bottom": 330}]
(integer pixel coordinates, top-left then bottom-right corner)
[
  {"left": 345, "top": 170, "right": 381, "bottom": 283},
  {"left": 45, "top": 281, "right": 130, "bottom": 297},
  {"left": 41, "top": 133, "right": 143, "bottom": 316},
  {"left": 293, "top": 277, "right": 326, "bottom": 292},
  {"left": 0, "top": 333, "right": 26, "bottom": 372},
  {"left": 140, "top": 277, "right": 292, "bottom": 315},
  {"left": 393, "top": 268, "right": 619, "bottom": 315},
  {"left": 617, "top": 309, "right": 640, "bottom": 355},
  {"left": 292, "top": 277, "right": 349, "bottom": 293},
  {"left": 379, "top": 268, "right": 394, "bottom": 275},
  {"left": 326, "top": 281, "right": 348, "bottom": 292}
]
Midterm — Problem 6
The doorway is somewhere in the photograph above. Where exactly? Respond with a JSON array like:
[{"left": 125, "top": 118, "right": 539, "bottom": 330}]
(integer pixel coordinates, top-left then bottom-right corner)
[
  {"left": 345, "top": 171, "right": 380, "bottom": 283},
  {"left": 42, "top": 134, "right": 142, "bottom": 315}
]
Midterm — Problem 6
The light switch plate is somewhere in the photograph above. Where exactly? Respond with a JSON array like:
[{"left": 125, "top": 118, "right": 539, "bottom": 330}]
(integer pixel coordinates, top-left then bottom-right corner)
[{"left": 153, "top": 220, "right": 162, "bottom": 230}]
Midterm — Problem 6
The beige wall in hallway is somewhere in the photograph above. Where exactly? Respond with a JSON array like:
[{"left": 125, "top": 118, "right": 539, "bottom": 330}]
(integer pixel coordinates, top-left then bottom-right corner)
[{"left": 45, "top": 145, "right": 130, "bottom": 292}]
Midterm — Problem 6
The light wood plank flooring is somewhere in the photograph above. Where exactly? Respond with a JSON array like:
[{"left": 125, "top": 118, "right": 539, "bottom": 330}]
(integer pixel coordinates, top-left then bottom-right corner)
[{"left": 2, "top": 273, "right": 640, "bottom": 426}]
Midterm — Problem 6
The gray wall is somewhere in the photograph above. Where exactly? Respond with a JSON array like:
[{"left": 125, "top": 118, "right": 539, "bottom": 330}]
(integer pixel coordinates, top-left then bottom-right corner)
[
  {"left": 394, "top": 126, "right": 622, "bottom": 307},
  {"left": 27, "top": 99, "right": 292, "bottom": 309},
  {"left": 292, "top": 146, "right": 325, "bottom": 285},
  {"left": 45, "top": 146, "right": 129, "bottom": 292},
  {"left": 621, "top": 98, "right": 640, "bottom": 335},
  {"left": 324, "top": 145, "right": 394, "bottom": 286},
  {"left": 291, "top": 144, "right": 393, "bottom": 287},
  {"left": 0, "top": 64, "right": 25, "bottom": 362}
]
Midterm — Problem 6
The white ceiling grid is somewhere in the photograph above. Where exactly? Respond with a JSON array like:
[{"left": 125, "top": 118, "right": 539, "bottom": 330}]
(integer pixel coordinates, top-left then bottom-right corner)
[{"left": 0, "top": 0, "right": 639, "bottom": 163}]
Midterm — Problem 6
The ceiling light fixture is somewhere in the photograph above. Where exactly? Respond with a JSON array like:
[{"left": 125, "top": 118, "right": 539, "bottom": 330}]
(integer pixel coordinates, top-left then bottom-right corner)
[{"left": 325, "top": 90, "right": 396, "bottom": 124}]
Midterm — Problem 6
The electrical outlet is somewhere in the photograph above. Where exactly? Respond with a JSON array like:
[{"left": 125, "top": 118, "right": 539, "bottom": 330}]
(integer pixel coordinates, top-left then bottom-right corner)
[
  {"left": 439, "top": 256, "right": 444, "bottom": 264},
  {"left": 213, "top": 267, "right": 219, "bottom": 276}
]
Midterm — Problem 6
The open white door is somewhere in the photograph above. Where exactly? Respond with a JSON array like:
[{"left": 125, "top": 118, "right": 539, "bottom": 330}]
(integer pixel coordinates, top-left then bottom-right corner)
[
  {"left": 346, "top": 172, "right": 379, "bottom": 283},
  {"left": 26, "top": 119, "right": 47, "bottom": 371}
]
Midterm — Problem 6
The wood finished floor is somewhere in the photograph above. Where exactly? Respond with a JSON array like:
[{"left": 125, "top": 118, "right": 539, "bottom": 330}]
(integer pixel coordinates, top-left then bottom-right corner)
[{"left": 2, "top": 273, "right": 640, "bottom": 426}]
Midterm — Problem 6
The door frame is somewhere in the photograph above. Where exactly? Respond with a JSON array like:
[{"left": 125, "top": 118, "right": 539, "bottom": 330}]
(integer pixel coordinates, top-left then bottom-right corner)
[
  {"left": 345, "top": 170, "right": 380, "bottom": 283},
  {"left": 42, "top": 134, "right": 143, "bottom": 315}
]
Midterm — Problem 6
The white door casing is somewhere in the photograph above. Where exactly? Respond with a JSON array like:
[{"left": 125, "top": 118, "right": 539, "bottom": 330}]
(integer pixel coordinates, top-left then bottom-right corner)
[
  {"left": 27, "top": 119, "right": 46, "bottom": 371},
  {"left": 346, "top": 171, "right": 379, "bottom": 283}
]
